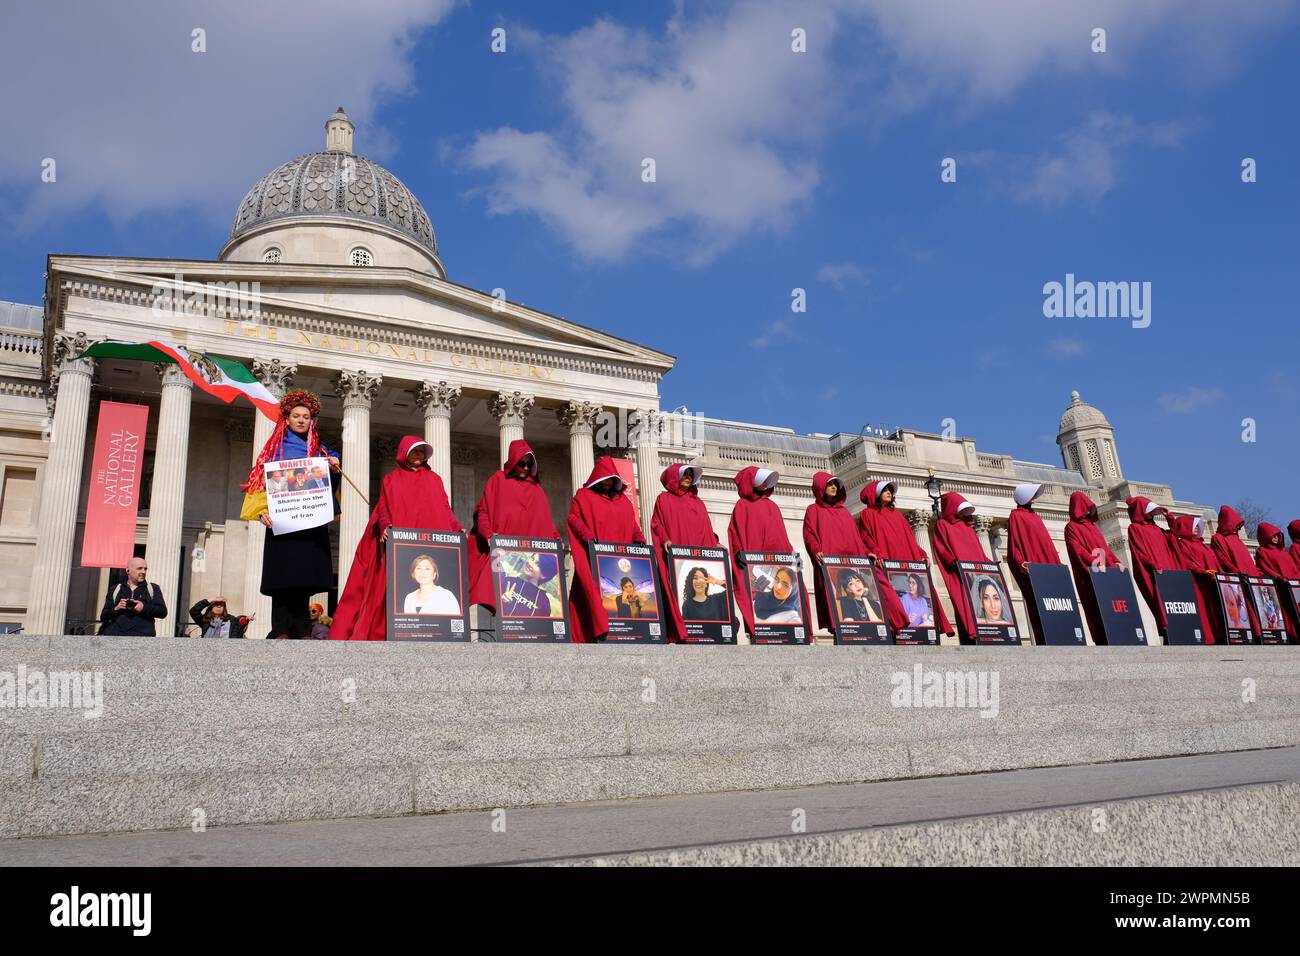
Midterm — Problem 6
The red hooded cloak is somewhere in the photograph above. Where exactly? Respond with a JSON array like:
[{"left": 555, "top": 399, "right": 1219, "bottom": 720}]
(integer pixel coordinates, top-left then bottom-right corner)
[
  {"left": 651, "top": 464, "right": 721, "bottom": 642},
  {"left": 929, "top": 492, "right": 991, "bottom": 642},
  {"left": 1255, "top": 522, "right": 1299, "bottom": 639},
  {"left": 1288, "top": 520, "right": 1300, "bottom": 569},
  {"left": 468, "top": 439, "right": 559, "bottom": 612},
  {"left": 1167, "top": 514, "right": 1222, "bottom": 645},
  {"left": 1211, "top": 506, "right": 1262, "bottom": 575},
  {"left": 1126, "top": 496, "right": 1180, "bottom": 632},
  {"left": 727, "top": 466, "right": 811, "bottom": 638},
  {"left": 567, "top": 456, "right": 646, "bottom": 644},
  {"left": 1063, "top": 492, "right": 1121, "bottom": 644},
  {"left": 857, "top": 480, "right": 953, "bottom": 635},
  {"left": 330, "top": 436, "right": 463, "bottom": 641}
]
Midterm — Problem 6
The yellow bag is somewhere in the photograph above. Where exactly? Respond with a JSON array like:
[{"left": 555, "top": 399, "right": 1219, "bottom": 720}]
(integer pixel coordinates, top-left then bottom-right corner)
[{"left": 239, "top": 490, "right": 268, "bottom": 521}]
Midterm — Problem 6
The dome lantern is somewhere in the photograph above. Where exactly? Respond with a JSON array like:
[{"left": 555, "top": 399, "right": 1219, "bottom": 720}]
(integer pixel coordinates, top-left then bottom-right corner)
[
  {"left": 325, "top": 106, "right": 354, "bottom": 154},
  {"left": 1057, "top": 390, "right": 1122, "bottom": 485}
]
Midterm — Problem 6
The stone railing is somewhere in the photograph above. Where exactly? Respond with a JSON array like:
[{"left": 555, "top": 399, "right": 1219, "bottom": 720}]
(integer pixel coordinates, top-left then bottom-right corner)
[
  {"left": 0, "top": 328, "right": 42, "bottom": 358},
  {"left": 978, "top": 453, "right": 1010, "bottom": 473},
  {"left": 718, "top": 445, "right": 770, "bottom": 465},
  {"left": 867, "top": 438, "right": 908, "bottom": 461}
]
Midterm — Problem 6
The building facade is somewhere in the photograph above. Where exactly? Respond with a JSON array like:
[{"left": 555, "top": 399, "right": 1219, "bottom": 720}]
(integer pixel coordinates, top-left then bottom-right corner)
[{"left": 0, "top": 110, "right": 1225, "bottom": 641}]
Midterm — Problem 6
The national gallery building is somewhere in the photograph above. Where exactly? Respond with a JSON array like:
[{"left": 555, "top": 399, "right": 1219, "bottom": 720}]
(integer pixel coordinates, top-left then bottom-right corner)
[{"left": 0, "top": 109, "right": 1224, "bottom": 641}]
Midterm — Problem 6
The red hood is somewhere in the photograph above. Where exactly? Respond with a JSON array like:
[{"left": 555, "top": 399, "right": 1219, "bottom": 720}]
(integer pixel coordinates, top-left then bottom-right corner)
[
  {"left": 1168, "top": 514, "right": 1196, "bottom": 539},
  {"left": 1289, "top": 519, "right": 1300, "bottom": 544},
  {"left": 939, "top": 492, "right": 974, "bottom": 522},
  {"left": 396, "top": 434, "right": 433, "bottom": 469},
  {"left": 812, "top": 471, "right": 846, "bottom": 506},
  {"left": 734, "top": 466, "right": 777, "bottom": 501},
  {"left": 659, "top": 463, "right": 702, "bottom": 496},
  {"left": 1217, "top": 505, "right": 1244, "bottom": 535},
  {"left": 1069, "top": 491, "right": 1099, "bottom": 523},
  {"left": 1257, "top": 522, "right": 1284, "bottom": 549},
  {"left": 859, "top": 479, "right": 896, "bottom": 510},
  {"left": 583, "top": 455, "right": 626, "bottom": 493},
  {"left": 503, "top": 439, "right": 538, "bottom": 477},
  {"left": 1126, "top": 496, "right": 1164, "bottom": 525}
]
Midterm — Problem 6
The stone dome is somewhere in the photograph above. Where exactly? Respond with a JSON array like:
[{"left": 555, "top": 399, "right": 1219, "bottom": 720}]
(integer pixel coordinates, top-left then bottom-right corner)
[
  {"left": 228, "top": 109, "right": 437, "bottom": 256},
  {"left": 1058, "top": 390, "right": 1110, "bottom": 432}
]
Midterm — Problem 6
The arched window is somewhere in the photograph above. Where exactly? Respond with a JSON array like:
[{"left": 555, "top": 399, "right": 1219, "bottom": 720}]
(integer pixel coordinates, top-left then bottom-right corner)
[
  {"left": 262, "top": 246, "right": 282, "bottom": 263},
  {"left": 349, "top": 247, "right": 373, "bottom": 267}
]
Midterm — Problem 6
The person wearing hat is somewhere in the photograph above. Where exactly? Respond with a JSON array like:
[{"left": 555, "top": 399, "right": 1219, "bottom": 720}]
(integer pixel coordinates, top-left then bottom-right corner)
[
  {"left": 309, "top": 603, "right": 332, "bottom": 640},
  {"left": 189, "top": 596, "right": 252, "bottom": 639},
  {"left": 1125, "top": 496, "right": 1180, "bottom": 635},
  {"left": 1006, "top": 482, "right": 1063, "bottom": 643}
]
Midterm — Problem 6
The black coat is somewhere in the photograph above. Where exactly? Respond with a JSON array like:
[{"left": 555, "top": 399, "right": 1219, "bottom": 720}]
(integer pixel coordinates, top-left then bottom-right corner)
[
  {"left": 100, "top": 581, "right": 168, "bottom": 636},
  {"left": 189, "top": 599, "right": 247, "bottom": 639}
]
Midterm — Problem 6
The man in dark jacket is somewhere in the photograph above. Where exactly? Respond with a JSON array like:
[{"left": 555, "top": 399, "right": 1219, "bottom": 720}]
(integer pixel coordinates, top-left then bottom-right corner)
[{"left": 99, "top": 557, "right": 168, "bottom": 636}]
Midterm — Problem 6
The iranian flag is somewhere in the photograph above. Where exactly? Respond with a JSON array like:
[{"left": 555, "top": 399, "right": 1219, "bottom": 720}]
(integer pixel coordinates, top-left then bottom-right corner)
[{"left": 79, "top": 340, "right": 279, "bottom": 420}]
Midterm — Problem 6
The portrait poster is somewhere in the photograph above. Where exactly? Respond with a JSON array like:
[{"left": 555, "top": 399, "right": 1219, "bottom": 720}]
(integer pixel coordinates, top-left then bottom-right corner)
[
  {"left": 1214, "top": 573, "right": 1255, "bottom": 645},
  {"left": 1280, "top": 578, "right": 1300, "bottom": 641},
  {"left": 880, "top": 559, "right": 940, "bottom": 645},
  {"left": 263, "top": 457, "right": 333, "bottom": 534},
  {"left": 590, "top": 540, "right": 663, "bottom": 643},
  {"left": 819, "top": 554, "right": 890, "bottom": 645},
  {"left": 1244, "top": 575, "right": 1288, "bottom": 645},
  {"left": 1025, "top": 563, "right": 1086, "bottom": 646},
  {"left": 737, "top": 551, "right": 809, "bottom": 645},
  {"left": 957, "top": 561, "right": 1019, "bottom": 645},
  {"left": 1154, "top": 569, "right": 1206, "bottom": 646},
  {"left": 490, "top": 535, "right": 570, "bottom": 642},
  {"left": 666, "top": 544, "right": 736, "bottom": 644},
  {"left": 385, "top": 529, "right": 469, "bottom": 641},
  {"left": 1088, "top": 568, "right": 1148, "bottom": 645}
]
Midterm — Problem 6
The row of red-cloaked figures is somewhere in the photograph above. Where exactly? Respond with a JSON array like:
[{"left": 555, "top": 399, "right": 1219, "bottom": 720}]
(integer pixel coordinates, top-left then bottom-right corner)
[{"left": 327, "top": 435, "right": 1300, "bottom": 644}]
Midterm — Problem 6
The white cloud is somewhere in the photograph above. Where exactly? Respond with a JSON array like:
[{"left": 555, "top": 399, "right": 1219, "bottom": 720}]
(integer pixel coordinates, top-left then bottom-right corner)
[
  {"left": 1047, "top": 336, "right": 1087, "bottom": 357},
  {"left": 0, "top": 0, "right": 454, "bottom": 233},
  {"left": 1158, "top": 386, "right": 1223, "bottom": 414},
  {"left": 750, "top": 318, "right": 798, "bottom": 349},
  {"left": 816, "top": 261, "right": 869, "bottom": 291}
]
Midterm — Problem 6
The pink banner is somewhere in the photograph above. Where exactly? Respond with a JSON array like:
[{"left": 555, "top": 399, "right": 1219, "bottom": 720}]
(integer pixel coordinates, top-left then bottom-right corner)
[
  {"left": 80, "top": 401, "right": 149, "bottom": 568},
  {"left": 613, "top": 457, "right": 639, "bottom": 522}
]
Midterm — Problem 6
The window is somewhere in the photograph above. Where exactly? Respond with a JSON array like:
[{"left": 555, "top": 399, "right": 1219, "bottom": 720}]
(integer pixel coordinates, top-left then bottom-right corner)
[
  {"left": 350, "top": 247, "right": 373, "bottom": 267},
  {"left": 262, "top": 247, "right": 282, "bottom": 263}
]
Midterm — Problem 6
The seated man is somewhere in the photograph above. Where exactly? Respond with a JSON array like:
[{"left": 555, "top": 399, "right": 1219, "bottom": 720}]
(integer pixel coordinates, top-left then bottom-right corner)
[{"left": 99, "top": 557, "right": 168, "bottom": 636}]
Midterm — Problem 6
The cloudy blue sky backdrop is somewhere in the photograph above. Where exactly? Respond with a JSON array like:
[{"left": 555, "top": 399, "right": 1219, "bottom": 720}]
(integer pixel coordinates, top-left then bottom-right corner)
[{"left": 1, "top": 1, "right": 1297, "bottom": 520}]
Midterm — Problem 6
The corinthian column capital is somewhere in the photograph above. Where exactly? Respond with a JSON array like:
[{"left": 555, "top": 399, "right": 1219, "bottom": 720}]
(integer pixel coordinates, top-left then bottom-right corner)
[
  {"left": 907, "top": 509, "right": 932, "bottom": 531},
  {"left": 416, "top": 380, "right": 462, "bottom": 414},
  {"left": 251, "top": 357, "right": 297, "bottom": 398},
  {"left": 490, "top": 390, "right": 535, "bottom": 424},
  {"left": 558, "top": 400, "right": 601, "bottom": 433},
  {"left": 335, "top": 369, "right": 382, "bottom": 407}
]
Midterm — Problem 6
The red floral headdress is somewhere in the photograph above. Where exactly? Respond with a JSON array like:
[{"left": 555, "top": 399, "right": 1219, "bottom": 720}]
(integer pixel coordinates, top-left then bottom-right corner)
[{"left": 242, "top": 389, "right": 325, "bottom": 492}]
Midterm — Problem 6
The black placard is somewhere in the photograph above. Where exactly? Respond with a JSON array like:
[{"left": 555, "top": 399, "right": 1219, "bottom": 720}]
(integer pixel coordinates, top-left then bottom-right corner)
[
  {"left": 385, "top": 529, "right": 470, "bottom": 641},
  {"left": 1280, "top": 578, "right": 1300, "bottom": 640},
  {"left": 1025, "top": 563, "right": 1086, "bottom": 646},
  {"left": 490, "top": 536, "right": 570, "bottom": 642},
  {"left": 665, "top": 544, "right": 737, "bottom": 644},
  {"left": 1244, "top": 575, "right": 1288, "bottom": 645},
  {"left": 1154, "top": 569, "right": 1206, "bottom": 646},
  {"left": 590, "top": 541, "right": 664, "bottom": 643},
  {"left": 879, "top": 559, "right": 940, "bottom": 645},
  {"left": 1214, "top": 572, "right": 1256, "bottom": 645},
  {"left": 737, "top": 551, "right": 810, "bottom": 644},
  {"left": 1088, "top": 568, "right": 1148, "bottom": 645},
  {"left": 956, "top": 560, "right": 1019, "bottom": 645},
  {"left": 820, "top": 555, "right": 891, "bottom": 645}
]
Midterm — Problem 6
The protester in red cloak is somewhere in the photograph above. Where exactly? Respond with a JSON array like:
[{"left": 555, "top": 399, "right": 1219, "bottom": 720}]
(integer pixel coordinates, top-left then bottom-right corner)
[
  {"left": 929, "top": 492, "right": 993, "bottom": 643},
  {"left": 1126, "top": 496, "right": 1180, "bottom": 633},
  {"left": 651, "top": 464, "right": 722, "bottom": 643},
  {"left": 1006, "top": 483, "right": 1062, "bottom": 643},
  {"left": 727, "top": 466, "right": 811, "bottom": 639},
  {"left": 330, "top": 436, "right": 463, "bottom": 641},
  {"left": 1288, "top": 520, "right": 1300, "bottom": 569},
  {"left": 802, "top": 472, "right": 909, "bottom": 636},
  {"left": 1063, "top": 492, "right": 1123, "bottom": 644},
  {"left": 1211, "top": 506, "right": 1262, "bottom": 575},
  {"left": 857, "top": 479, "right": 954, "bottom": 636},
  {"left": 468, "top": 440, "right": 559, "bottom": 612},
  {"left": 1167, "top": 514, "right": 1222, "bottom": 645},
  {"left": 567, "top": 456, "right": 646, "bottom": 644},
  {"left": 1255, "top": 522, "right": 1299, "bottom": 639}
]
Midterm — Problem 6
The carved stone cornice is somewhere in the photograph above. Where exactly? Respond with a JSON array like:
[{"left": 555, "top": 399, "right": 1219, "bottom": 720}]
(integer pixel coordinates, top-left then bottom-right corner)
[
  {"left": 490, "top": 390, "right": 534, "bottom": 425},
  {"left": 416, "top": 380, "right": 462, "bottom": 415},
  {"left": 558, "top": 399, "right": 601, "bottom": 433},
  {"left": 335, "top": 369, "right": 382, "bottom": 407},
  {"left": 251, "top": 357, "right": 297, "bottom": 398}
]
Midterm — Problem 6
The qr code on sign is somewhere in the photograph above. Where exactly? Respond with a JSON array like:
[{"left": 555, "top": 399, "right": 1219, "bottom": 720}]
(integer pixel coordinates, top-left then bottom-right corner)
[
  {"left": 794, "top": 627, "right": 804, "bottom": 639},
  {"left": 722, "top": 625, "right": 732, "bottom": 638},
  {"left": 649, "top": 623, "right": 660, "bottom": 636},
  {"left": 450, "top": 619, "right": 464, "bottom": 633},
  {"left": 553, "top": 622, "right": 566, "bottom": 635}
]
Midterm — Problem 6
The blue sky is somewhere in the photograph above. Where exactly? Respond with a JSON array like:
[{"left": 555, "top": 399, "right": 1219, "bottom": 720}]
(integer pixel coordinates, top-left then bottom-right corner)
[{"left": 2, "top": 0, "right": 1297, "bottom": 522}]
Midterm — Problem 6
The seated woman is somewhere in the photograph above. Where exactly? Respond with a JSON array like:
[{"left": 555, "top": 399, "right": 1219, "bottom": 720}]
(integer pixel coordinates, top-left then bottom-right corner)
[{"left": 402, "top": 554, "right": 462, "bottom": 615}]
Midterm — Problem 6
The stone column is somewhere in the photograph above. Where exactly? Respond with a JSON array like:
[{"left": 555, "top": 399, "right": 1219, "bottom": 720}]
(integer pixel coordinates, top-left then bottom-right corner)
[
  {"left": 416, "top": 380, "right": 462, "bottom": 489},
  {"left": 239, "top": 359, "right": 294, "bottom": 638},
  {"left": 336, "top": 369, "right": 381, "bottom": 592},
  {"left": 142, "top": 363, "right": 194, "bottom": 636},
  {"left": 632, "top": 409, "right": 662, "bottom": 540},
  {"left": 490, "top": 391, "right": 534, "bottom": 466},
  {"left": 974, "top": 515, "right": 999, "bottom": 563},
  {"left": 558, "top": 400, "right": 600, "bottom": 496},
  {"left": 908, "top": 508, "right": 935, "bottom": 559},
  {"left": 25, "top": 331, "right": 94, "bottom": 636}
]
